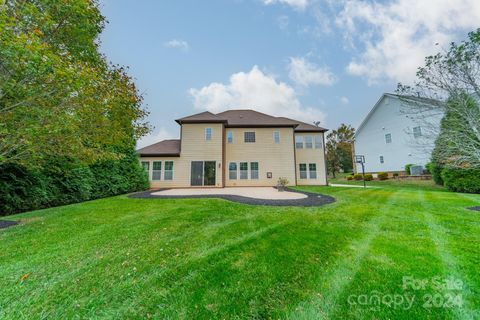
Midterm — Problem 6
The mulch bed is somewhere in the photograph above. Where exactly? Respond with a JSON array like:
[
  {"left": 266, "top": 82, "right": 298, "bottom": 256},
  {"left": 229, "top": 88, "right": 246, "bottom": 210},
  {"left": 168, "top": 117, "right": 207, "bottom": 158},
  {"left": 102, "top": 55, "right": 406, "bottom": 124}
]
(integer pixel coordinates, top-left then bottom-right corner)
[
  {"left": 467, "top": 206, "right": 480, "bottom": 212},
  {"left": 129, "top": 187, "right": 335, "bottom": 207},
  {"left": 0, "top": 220, "right": 19, "bottom": 230}
]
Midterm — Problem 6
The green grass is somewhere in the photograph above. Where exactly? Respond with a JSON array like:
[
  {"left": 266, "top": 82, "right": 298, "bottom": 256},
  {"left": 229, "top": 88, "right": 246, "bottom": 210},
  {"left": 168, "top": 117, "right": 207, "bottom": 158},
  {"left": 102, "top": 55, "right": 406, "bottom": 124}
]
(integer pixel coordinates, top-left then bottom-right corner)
[
  {"left": 1, "top": 185, "right": 479, "bottom": 319},
  {"left": 329, "top": 173, "right": 446, "bottom": 191}
]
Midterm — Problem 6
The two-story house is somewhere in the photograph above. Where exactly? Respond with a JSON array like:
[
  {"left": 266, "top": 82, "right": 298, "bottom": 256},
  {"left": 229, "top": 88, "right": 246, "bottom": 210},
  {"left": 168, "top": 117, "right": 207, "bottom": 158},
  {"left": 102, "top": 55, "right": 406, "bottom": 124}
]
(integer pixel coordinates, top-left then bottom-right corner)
[
  {"left": 137, "top": 110, "right": 328, "bottom": 188},
  {"left": 354, "top": 93, "right": 442, "bottom": 173}
]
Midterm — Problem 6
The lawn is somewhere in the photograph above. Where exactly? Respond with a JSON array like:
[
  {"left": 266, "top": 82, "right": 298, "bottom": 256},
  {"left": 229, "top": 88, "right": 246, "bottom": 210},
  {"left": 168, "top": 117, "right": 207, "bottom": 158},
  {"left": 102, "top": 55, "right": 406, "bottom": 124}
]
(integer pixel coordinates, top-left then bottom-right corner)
[{"left": 1, "top": 185, "right": 479, "bottom": 319}]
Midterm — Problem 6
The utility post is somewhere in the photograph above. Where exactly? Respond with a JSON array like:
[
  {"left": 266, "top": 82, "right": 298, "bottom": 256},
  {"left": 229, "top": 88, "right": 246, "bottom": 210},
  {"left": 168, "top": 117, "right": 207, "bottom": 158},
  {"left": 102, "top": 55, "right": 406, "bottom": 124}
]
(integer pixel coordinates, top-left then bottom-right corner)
[{"left": 355, "top": 155, "right": 366, "bottom": 188}]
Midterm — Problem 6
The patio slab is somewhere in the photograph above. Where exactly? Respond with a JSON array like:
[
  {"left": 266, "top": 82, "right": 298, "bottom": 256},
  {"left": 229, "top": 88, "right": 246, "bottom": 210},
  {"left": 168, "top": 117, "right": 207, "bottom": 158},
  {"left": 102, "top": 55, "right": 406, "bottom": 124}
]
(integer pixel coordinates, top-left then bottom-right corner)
[{"left": 130, "top": 187, "right": 335, "bottom": 207}]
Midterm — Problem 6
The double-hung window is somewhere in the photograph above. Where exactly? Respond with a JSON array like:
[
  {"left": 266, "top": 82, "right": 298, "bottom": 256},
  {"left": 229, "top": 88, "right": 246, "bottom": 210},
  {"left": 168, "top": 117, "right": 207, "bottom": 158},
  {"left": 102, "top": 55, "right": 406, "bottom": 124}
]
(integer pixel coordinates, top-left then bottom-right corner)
[
  {"left": 314, "top": 135, "right": 322, "bottom": 149},
  {"left": 227, "top": 131, "right": 233, "bottom": 143},
  {"left": 305, "top": 136, "right": 313, "bottom": 149},
  {"left": 152, "top": 161, "right": 162, "bottom": 180},
  {"left": 273, "top": 131, "right": 280, "bottom": 144},
  {"left": 250, "top": 162, "right": 259, "bottom": 179},
  {"left": 205, "top": 127, "right": 212, "bottom": 140},
  {"left": 229, "top": 162, "right": 237, "bottom": 179},
  {"left": 380, "top": 156, "right": 384, "bottom": 164},
  {"left": 295, "top": 136, "right": 303, "bottom": 149},
  {"left": 299, "top": 164, "right": 307, "bottom": 179},
  {"left": 309, "top": 163, "right": 317, "bottom": 179},
  {"left": 164, "top": 161, "right": 174, "bottom": 180},
  {"left": 240, "top": 162, "right": 248, "bottom": 179},
  {"left": 413, "top": 126, "right": 422, "bottom": 138},
  {"left": 244, "top": 132, "right": 256, "bottom": 143},
  {"left": 385, "top": 133, "right": 392, "bottom": 144}
]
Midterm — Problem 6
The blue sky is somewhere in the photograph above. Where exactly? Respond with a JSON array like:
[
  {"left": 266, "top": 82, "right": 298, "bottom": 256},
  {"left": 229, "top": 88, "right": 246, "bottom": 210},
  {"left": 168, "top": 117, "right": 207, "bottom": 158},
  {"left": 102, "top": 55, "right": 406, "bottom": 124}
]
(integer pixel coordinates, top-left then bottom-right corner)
[{"left": 99, "top": 0, "right": 480, "bottom": 147}]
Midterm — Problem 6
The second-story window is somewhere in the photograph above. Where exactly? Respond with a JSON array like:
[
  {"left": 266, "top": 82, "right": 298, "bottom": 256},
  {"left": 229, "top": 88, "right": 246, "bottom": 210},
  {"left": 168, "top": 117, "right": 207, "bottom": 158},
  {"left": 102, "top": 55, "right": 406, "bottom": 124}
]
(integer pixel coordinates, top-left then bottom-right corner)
[
  {"left": 205, "top": 127, "right": 212, "bottom": 140},
  {"left": 380, "top": 155, "right": 384, "bottom": 164},
  {"left": 385, "top": 133, "right": 392, "bottom": 144},
  {"left": 314, "top": 135, "right": 322, "bottom": 149},
  {"left": 413, "top": 126, "right": 422, "bottom": 138},
  {"left": 305, "top": 136, "right": 313, "bottom": 149},
  {"left": 295, "top": 136, "right": 303, "bottom": 149},
  {"left": 244, "top": 132, "right": 255, "bottom": 143},
  {"left": 273, "top": 131, "right": 280, "bottom": 143},
  {"left": 227, "top": 131, "right": 233, "bottom": 143}
]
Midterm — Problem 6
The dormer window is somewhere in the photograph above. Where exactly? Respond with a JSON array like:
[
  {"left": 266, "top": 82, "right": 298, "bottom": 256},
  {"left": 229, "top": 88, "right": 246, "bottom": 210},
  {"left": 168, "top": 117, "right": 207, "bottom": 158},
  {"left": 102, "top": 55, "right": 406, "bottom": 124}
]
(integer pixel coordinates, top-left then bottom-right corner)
[{"left": 205, "top": 127, "right": 212, "bottom": 140}]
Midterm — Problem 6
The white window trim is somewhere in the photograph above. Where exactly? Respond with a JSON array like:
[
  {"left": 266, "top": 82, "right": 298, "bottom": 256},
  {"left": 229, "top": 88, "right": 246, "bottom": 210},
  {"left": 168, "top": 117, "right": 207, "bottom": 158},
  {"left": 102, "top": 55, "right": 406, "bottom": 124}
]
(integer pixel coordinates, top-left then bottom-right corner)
[
  {"left": 250, "top": 162, "right": 259, "bottom": 179},
  {"left": 305, "top": 136, "right": 313, "bottom": 149},
  {"left": 164, "top": 161, "right": 174, "bottom": 180},
  {"left": 227, "top": 131, "right": 233, "bottom": 143},
  {"left": 244, "top": 131, "right": 256, "bottom": 143},
  {"left": 295, "top": 136, "right": 304, "bottom": 149},
  {"left": 273, "top": 131, "right": 280, "bottom": 144},
  {"left": 152, "top": 161, "right": 162, "bottom": 181},
  {"left": 141, "top": 160, "right": 151, "bottom": 180},
  {"left": 205, "top": 127, "right": 212, "bottom": 141},
  {"left": 314, "top": 135, "right": 322, "bottom": 149},
  {"left": 229, "top": 162, "right": 237, "bottom": 180},
  {"left": 299, "top": 163, "right": 307, "bottom": 179}
]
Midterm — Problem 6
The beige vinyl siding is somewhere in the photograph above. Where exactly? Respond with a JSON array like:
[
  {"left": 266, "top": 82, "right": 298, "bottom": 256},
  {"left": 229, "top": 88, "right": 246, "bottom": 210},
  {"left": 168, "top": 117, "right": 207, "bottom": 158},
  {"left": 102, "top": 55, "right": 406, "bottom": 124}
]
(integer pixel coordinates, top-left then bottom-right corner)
[
  {"left": 141, "top": 123, "right": 224, "bottom": 188},
  {"left": 225, "top": 127, "right": 296, "bottom": 186},
  {"left": 295, "top": 132, "right": 327, "bottom": 185}
]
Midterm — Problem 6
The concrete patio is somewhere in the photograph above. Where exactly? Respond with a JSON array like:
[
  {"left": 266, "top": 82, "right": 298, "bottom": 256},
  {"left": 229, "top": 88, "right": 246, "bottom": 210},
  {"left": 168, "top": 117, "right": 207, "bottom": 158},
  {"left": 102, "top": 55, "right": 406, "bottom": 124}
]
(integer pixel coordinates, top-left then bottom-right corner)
[{"left": 151, "top": 187, "right": 307, "bottom": 200}]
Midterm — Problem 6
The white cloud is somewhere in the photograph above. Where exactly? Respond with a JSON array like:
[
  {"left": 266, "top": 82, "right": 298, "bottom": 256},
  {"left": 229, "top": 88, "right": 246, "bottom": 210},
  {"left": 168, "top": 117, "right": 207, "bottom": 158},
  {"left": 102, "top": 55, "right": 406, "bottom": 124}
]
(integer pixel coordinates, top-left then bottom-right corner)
[
  {"left": 164, "top": 39, "right": 189, "bottom": 52},
  {"left": 340, "top": 96, "right": 349, "bottom": 105},
  {"left": 189, "top": 65, "right": 326, "bottom": 124},
  {"left": 263, "top": 0, "right": 308, "bottom": 10},
  {"left": 137, "top": 127, "right": 178, "bottom": 148},
  {"left": 287, "top": 57, "right": 337, "bottom": 87},
  {"left": 336, "top": 0, "right": 480, "bottom": 84}
]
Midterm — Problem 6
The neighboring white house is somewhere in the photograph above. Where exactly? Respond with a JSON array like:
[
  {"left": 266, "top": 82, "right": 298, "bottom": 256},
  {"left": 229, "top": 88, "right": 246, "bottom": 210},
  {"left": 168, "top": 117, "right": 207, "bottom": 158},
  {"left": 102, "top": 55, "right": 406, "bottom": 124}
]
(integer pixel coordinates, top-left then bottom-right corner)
[{"left": 354, "top": 93, "right": 442, "bottom": 173}]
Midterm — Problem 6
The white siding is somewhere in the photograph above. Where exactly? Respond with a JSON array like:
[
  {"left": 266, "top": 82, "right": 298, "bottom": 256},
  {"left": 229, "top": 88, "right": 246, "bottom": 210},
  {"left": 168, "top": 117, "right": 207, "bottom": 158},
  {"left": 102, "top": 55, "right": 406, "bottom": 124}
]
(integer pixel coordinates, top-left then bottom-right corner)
[{"left": 354, "top": 95, "right": 441, "bottom": 173}]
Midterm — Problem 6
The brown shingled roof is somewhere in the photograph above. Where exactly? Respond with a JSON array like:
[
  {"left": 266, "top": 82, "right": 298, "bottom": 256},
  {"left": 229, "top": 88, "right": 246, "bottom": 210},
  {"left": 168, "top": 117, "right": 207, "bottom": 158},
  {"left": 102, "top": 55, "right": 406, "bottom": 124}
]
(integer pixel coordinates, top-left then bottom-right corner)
[
  {"left": 276, "top": 117, "right": 328, "bottom": 132},
  {"left": 137, "top": 139, "right": 181, "bottom": 156},
  {"left": 217, "top": 110, "right": 298, "bottom": 127},
  {"left": 175, "top": 111, "right": 227, "bottom": 124}
]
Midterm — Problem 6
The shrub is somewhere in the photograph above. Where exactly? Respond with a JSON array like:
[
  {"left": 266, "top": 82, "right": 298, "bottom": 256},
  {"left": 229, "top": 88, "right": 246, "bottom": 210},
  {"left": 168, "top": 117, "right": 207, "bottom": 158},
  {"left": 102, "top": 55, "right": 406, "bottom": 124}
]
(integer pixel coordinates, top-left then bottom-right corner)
[
  {"left": 364, "top": 174, "right": 373, "bottom": 181},
  {"left": 405, "top": 164, "right": 414, "bottom": 175},
  {"left": 378, "top": 172, "right": 389, "bottom": 180},
  {"left": 441, "top": 168, "right": 480, "bottom": 194},
  {"left": 424, "top": 163, "right": 432, "bottom": 174},
  {"left": 393, "top": 172, "right": 399, "bottom": 178},
  {"left": 346, "top": 175, "right": 354, "bottom": 180},
  {"left": 0, "top": 149, "right": 149, "bottom": 216},
  {"left": 277, "top": 177, "right": 289, "bottom": 187},
  {"left": 430, "top": 162, "right": 444, "bottom": 185},
  {"left": 353, "top": 174, "right": 363, "bottom": 181}
]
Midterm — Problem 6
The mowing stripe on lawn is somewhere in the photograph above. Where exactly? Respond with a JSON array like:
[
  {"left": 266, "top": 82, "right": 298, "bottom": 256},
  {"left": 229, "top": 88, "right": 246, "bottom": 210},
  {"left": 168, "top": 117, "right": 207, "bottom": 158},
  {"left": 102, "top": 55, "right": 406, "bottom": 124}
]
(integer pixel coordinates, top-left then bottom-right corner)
[
  {"left": 287, "top": 188, "right": 400, "bottom": 319},
  {"left": 419, "top": 190, "right": 478, "bottom": 320}
]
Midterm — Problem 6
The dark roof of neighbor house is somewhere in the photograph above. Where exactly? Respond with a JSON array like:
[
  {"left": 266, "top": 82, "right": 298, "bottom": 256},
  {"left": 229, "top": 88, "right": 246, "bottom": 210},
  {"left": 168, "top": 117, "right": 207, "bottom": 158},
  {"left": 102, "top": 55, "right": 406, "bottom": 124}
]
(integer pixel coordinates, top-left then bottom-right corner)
[
  {"left": 139, "top": 110, "right": 327, "bottom": 155},
  {"left": 137, "top": 139, "right": 181, "bottom": 156}
]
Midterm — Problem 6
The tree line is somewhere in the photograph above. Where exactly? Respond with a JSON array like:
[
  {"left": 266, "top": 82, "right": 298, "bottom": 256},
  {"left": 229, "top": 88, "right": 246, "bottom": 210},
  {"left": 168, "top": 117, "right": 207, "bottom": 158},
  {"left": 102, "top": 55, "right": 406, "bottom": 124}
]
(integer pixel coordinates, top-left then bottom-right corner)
[{"left": 0, "top": 0, "right": 151, "bottom": 215}]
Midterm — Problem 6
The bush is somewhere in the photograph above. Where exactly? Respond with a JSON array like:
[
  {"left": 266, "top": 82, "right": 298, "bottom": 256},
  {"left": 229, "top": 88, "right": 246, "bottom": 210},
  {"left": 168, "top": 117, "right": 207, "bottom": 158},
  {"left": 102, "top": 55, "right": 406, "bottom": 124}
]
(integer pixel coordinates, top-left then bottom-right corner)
[
  {"left": 393, "top": 172, "right": 399, "bottom": 178},
  {"left": 346, "top": 175, "right": 354, "bottom": 180},
  {"left": 441, "top": 168, "right": 480, "bottom": 194},
  {"left": 364, "top": 174, "right": 373, "bottom": 181},
  {"left": 353, "top": 174, "right": 363, "bottom": 181},
  {"left": 405, "top": 164, "right": 414, "bottom": 175},
  {"left": 378, "top": 172, "right": 389, "bottom": 180},
  {"left": 0, "top": 149, "right": 149, "bottom": 216},
  {"left": 430, "top": 162, "right": 444, "bottom": 185}
]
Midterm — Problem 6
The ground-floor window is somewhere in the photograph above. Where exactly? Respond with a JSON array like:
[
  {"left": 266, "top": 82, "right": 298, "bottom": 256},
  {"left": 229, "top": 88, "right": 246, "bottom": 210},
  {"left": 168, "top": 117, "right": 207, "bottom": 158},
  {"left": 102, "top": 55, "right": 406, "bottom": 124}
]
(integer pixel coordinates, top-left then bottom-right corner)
[
  {"left": 309, "top": 163, "right": 317, "bottom": 179},
  {"left": 164, "top": 161, "right": 174, "bottom": 180},
  {"left": 299, "top": 163, "right": 307, "bottom": 179},
  {"left": 152, "top": 161, "right": 162, "bottom": 180},
  {"left": 250, "top": 162, "right": 259, "bottom": 179},
  {"left": 240, "top": 162, "right": 248, "bottom": 179},
  {"left": 229, "top": 163, "right": 237, "bottom": 179}
]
